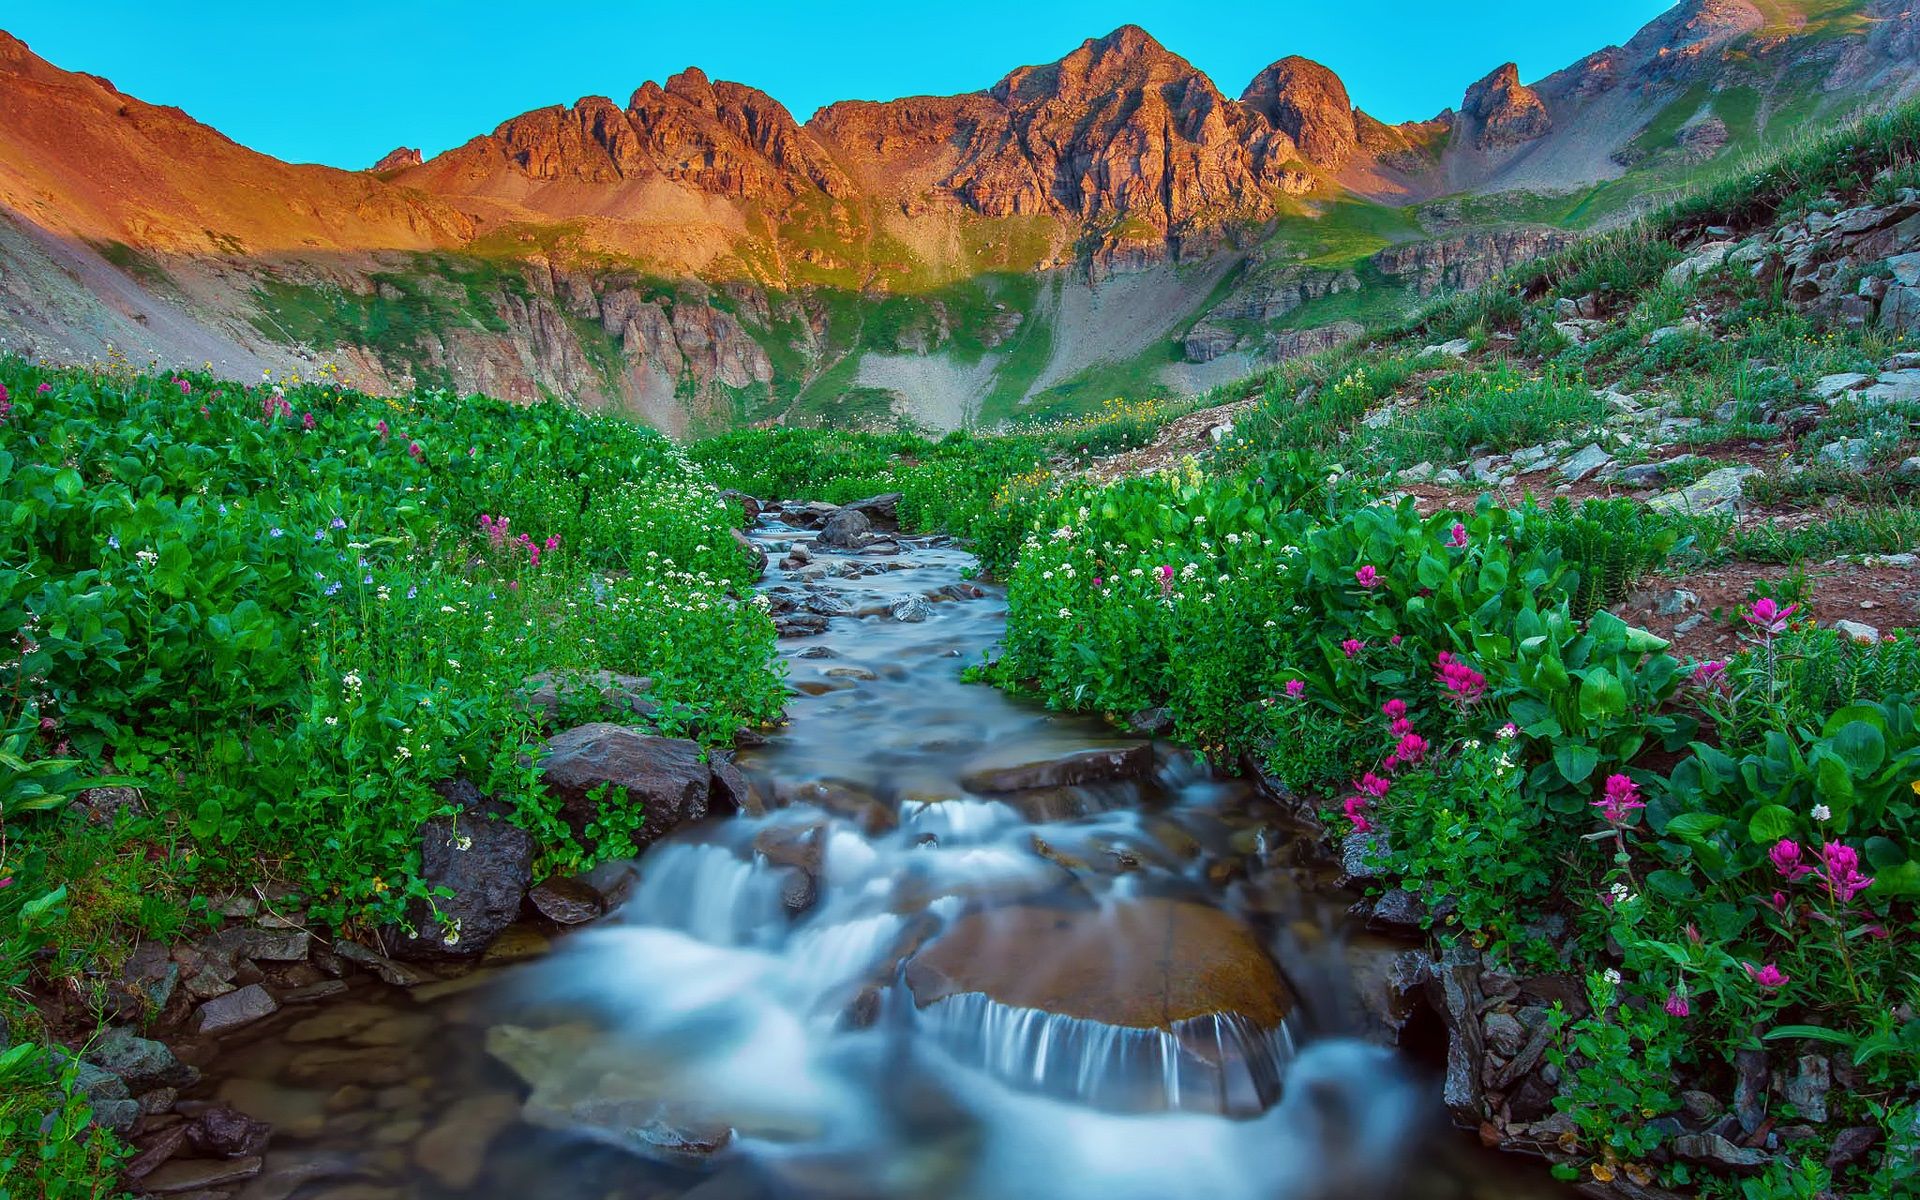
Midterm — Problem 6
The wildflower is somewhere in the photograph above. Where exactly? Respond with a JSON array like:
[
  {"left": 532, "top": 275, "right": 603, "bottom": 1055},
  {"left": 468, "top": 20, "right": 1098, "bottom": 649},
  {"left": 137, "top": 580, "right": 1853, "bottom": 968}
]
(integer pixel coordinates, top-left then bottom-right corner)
[
  {"left": 324, "top": 581, "right": 342, "bottom": 597},
  {"left": 1092, "top": 576, "right": 1103, "bottom": 588},
  {"left": 1497, "top": 722, "right": 1518, "bottom": 740},
  {"left": 1819, "top": 842, "right": 1874, "bottom": 902},
  {"left": 1446, "top": 522, "right": 1469, "bottom": 549},
  {"left": 1388, "top": 634, "right": 1402, "bottom": 647},
  {"left": 1770, "top": 838, "right": 1814, "bottom": 882},
  {"left": 408, "top": 441, "right": 423, "bottom": 461},
  {"left": 1354, "top": 565, "right": 1381, "bottom": 589},
  {"left": 1769, "top": 890, "right": 1791, "bottom": 914},
  {"left": 1745, "top": 597, "right": 1798, "bottom": 636},
  {"left": 135, "top": 548, "right": 159, "bottom": 567},
  {"left": 1602, "top": 968, "right": 1622, "bottom": 986},
  {"left": 342, "top": 672, "right": 363, "bottom": 693},
  {"left": 107, "top": 534, "right": 120, "bottom": 550},
  {"left": 1434, "top": 652, "right": 1487, "bottom": 704},
  {"left": 330, "top": 517, "right": 347, "bottom": 530},
  {"left": 269, "top": 527, "right": 283, "bottom": 538},
  {"left": 175, "top": 378, "right": 191, "bottom": 395},
  {"left": 1389, "top": 717, "right": 1414, "bottom": 736},
  {"left": 38, "top": 382, "right": 53, "bottom": 394},
  {"left": 1283, "top": 679, "right": 1306, "bottom": 699},
  {"left": 1743, "top": 962, "right": 1789, "bottom": 991},
  {"left": 1389, "top": 733, "right": 1428, "bottom": 767},
  {"left": 1382, "top": 699, "right": 1407, "bottom": 720},
  {"left": 1664, "top": 988, "right": 1691, "bottom": 1018},
  {"left": 1810, "top": 803, "right": 1831, "bottom": 822},
  {"left": 376, "top": 419, "right": 389, "bottom": 440},
  {"left": 1691, "top": 660, "right": 1728, "bottom": 688},
  {"left": 1341, "top": 795, "right": 1373, "bottom": 833},
  {"left": 302, "top": 412, "right": 315, "bottom": 431},
  {"left": 1341, "top": 638, "right": 1365, "bottom": 659},
  {"left": 0, "top": 386, "right": 9, "bottom": 422},
  {"left": 1357, "top": 773, "right": 1391, "bottom": 798},
  {"left": 1591, "top": 773, "right": 1645, "bottom": 826}
]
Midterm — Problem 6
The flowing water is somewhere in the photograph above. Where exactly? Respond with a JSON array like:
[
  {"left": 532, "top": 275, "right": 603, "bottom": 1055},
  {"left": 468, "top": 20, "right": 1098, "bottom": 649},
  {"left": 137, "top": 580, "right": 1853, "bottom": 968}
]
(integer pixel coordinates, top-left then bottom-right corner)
[{"left": 195, "top": 518, "right": 1570, "bottom": 1200}]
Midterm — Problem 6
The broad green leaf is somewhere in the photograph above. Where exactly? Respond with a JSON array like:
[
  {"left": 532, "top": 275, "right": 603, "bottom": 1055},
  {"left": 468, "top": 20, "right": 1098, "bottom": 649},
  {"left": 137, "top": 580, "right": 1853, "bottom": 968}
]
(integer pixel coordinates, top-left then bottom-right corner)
[
  {"left": 1747, "top": 805, "right": 1797, "bottom": 845},
  {"left": 1553, "top": 743, "right": 1599, "bottom": 786}
]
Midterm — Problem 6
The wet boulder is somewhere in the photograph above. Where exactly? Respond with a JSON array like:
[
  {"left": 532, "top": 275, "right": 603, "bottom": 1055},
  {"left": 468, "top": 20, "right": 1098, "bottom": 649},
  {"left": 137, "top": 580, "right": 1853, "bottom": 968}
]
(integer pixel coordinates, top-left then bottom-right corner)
[
  {"left": 904, "top": 899, "right": 1294, "bottom": 1115},
  {"left": 386, "top": 779, "right": 533, "bottom": 961},
  {"left": 958, "top": 742, "right": 1152, "bottom": 793},
  {"left": 815, "top": 507, "right": 873, "bottom": 550},
  {"left": 84, "top": 1026, "right": 199, "bottom": 1092},
  {"left": 840, "top": 493, "right": 904, "bottom": 531},
  {"left": 528, "top": 876, "right": 606, "bottom": 926},
  {"left": 539, "top": 724, "right": 710, "bottom": 848}
]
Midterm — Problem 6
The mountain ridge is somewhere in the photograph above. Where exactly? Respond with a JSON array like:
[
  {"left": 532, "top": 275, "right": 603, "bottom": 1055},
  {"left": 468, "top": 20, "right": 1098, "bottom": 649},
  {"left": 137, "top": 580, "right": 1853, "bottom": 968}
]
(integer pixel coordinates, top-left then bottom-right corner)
[{"left": 0, "top": 3, "right": 1915, "bottom": 432}]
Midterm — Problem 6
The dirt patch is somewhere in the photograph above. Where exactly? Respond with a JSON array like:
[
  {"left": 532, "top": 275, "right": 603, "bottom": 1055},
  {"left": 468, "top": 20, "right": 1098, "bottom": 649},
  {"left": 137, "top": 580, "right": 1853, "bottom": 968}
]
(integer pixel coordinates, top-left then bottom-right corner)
[
  {"left": 1084, "top": 398, "right": 1256, "bottom": 482},
  {"left": 1611, "top": 559, "right": 1920, "bottom": 663}
]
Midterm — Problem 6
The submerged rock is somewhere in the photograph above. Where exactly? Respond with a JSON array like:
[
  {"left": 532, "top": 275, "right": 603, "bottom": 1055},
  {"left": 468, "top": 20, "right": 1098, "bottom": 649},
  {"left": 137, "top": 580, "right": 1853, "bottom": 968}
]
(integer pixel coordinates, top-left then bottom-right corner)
[{"left": 958, "top": 743, "right": 1152, "bottom": 793}]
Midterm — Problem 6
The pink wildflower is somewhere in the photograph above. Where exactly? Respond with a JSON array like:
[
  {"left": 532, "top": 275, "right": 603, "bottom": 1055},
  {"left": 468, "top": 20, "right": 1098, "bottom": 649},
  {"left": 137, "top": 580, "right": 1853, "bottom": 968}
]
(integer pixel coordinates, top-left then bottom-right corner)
[
  {"left": 1435, "top": 652, "right": 1487, "bottom": 705},
  {"left": 175, "top": 378, "right": 191, "bottom": 395},
  {"left": 544, "top": 534, "right": 560, "bottom": 552},
  {"left": 1357, "top": 773, "right": 1391, "bottom": 798},
  {"left": 1341, "top": 638, "right": 1365, "bottom": 659},
  {"left": 1745, "top": 597, "right": 1799, "bottom": 636},
  {"left": 1092, "top": 576, "right": 1102, "bottom": 588},
  {"left": 1390, "top": 733, "right": 1428, "bottom": 767},
  {"left": 1743, "top": 962, "right": 1789, "bottom": 991},
  {"left": 1446, "top": 522, "right": 1469, "bottom": 549},
  {"left": 1283, "top": 679, "right": 1305, "bottom": 699},
  {"left": 301, "top": 411, "right": 315, "bottom": 432},
  {"left": 1691, "top": 660, "right": 1728, "bottom": 688},
  {"left": 38, "top": 382, "right": 53, "bottom": 395},
  {"left": 1381, "top": 699, "right": 1407, "bottom": 720},
  {"left": 408, "top": 441, "right": 423, "bottom": 461},
  {"left": 376, "top": 419, "right": 390, "bottom": 440},
  {"left": 1664, "top": 989, "right": 1691, "bottom": 1019},
  {"left": 1354, "top": 565, "right": 1381, "bottom": 589},
  {"left": 1591, "top": 774, "right": 1645, "bottom": 826},
  {"left": 1769, "top": 839, "right": 1813, "bottom": 883},
  {"left": 1389, "top": 717, "right": 1414, "bottom": 736},
  {"left": 1342, "top": 795, "right": 1373, "bottom": 833},
  {"left": 1819, "top": 842, "right": 1874, "bottom": 903},
  {"left": 1157, "top": 564, "right": 1175, "bottom": 598},
  {"left": 1389, "top": 634, "right": 1402, "bottom": 647}
]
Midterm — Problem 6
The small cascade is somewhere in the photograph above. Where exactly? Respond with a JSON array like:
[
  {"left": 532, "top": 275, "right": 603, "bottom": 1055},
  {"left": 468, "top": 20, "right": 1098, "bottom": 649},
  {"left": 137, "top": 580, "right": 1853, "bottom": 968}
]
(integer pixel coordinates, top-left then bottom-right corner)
[
  {"left": 916, "top": 992, "right": 1296, "bottom": 1116},
  {"left": 623, "top": 841, "right": 786, "bottom": 946}
]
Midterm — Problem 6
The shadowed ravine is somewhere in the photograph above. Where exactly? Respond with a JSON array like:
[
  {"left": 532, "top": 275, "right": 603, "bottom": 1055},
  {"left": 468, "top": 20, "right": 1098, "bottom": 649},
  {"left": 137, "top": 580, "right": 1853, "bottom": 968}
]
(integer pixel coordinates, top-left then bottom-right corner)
[{"left": 194, "top": 518, "right": 1569, "bottom": 1200}]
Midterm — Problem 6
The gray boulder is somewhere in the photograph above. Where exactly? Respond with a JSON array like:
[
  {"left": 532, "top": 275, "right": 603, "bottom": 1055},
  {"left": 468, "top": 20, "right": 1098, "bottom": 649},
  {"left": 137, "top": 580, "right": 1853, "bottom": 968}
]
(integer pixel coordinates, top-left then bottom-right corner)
[
  {"left": 387, "top": 779, "right": 533, "bottom": 960},
  {"left": 816, "top": 507, "right": 873, "bottom": 550},
  {"left": 539, "top": 725, "right": 710, "bottom": 848}
]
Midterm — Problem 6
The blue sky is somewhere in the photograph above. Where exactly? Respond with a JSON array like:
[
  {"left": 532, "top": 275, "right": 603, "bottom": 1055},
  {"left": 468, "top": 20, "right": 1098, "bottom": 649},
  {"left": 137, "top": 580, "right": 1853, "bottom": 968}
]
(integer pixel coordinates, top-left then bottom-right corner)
[{"left": 5, "top": 2, "right": 1675, "bottom": 169}]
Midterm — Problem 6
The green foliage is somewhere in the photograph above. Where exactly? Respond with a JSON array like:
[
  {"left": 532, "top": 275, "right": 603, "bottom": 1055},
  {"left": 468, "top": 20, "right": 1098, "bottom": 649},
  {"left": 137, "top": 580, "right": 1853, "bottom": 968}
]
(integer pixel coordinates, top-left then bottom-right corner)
[
  {"left": 1525, "top": 497, "right": 1684, "bottom": 620},
  {"left": 0, "top": 1042, "right": 127, "bottom": 1200},
  {"left": 1548, "top": 974, "right": 1688, "bottom": 1162}
]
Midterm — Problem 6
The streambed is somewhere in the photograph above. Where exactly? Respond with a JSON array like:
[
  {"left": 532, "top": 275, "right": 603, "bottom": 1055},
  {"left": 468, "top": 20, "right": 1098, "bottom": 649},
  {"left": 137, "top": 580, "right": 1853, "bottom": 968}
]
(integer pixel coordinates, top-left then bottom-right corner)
[{"left": 185, "top": 514, "right": 1570, "bottom": 1200}]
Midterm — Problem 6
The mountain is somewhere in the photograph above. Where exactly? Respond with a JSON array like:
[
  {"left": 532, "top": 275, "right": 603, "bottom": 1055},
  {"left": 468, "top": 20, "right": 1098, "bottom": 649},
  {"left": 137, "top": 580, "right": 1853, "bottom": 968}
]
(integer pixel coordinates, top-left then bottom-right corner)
[{"left": 0, "top": 3, "right": 1915, "bottom": 433}]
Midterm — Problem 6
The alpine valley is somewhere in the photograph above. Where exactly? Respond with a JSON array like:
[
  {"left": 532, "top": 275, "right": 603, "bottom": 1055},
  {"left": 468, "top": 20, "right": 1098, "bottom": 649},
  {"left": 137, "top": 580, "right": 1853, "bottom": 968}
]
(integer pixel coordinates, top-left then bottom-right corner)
[{"left": 1, "top": 1, "right": 1916, "bottom": 433}]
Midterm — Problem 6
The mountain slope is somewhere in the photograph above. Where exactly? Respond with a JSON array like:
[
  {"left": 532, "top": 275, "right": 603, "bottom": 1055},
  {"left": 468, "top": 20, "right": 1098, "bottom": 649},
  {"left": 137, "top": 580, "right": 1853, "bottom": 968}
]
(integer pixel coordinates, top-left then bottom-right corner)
[{"left": 0, "top": 4, "right": 1913, "bottom": 433}]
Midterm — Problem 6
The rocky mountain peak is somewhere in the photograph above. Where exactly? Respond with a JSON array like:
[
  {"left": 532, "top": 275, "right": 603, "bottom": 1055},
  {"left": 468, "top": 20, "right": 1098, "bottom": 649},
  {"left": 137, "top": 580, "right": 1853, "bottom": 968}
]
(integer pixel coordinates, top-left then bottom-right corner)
[
  {"left": 370, "top": 146, "right": 423, "bottom": 171},
  {"left": 1461, "top": 62, "right": 1552, "bottom": 151},
  {"left": 1240, "top": 56, "right": 1357, "bottom": 169}
]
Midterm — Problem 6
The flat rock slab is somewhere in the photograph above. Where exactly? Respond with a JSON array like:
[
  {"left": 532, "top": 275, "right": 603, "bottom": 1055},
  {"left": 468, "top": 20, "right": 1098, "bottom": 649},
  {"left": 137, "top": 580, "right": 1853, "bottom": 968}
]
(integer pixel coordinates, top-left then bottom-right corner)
[
  {"left": 959, "top": 743, "right": 1152, "bottom": 793},
  {"left": 193, "top": 984, "right": 279, "bottom": 1035},
  {"left": 139, "top": 1156, "right": 262, "bottom": 1193}
]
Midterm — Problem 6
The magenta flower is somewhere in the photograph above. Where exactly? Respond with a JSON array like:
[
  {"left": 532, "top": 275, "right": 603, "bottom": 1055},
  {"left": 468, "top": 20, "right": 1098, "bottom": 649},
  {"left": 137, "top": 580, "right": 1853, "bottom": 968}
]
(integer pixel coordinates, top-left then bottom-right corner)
[
  {"left": 544, "top": 534, "right": 560, "bottom": 551},
  {"left": 1389, "top": 716, "right": 1414, "bottom": 736},
  {"left": 1283, "top": 679, "right": 1306, "bottom": 699},
  {"left": 1092, "top": 576, "right": 1102, "bottom": 588},
  {"left": 175, "top": 378, "right": 192, "bottom": 395},
  {"left": 1664, "top": 989, "right": 1691, "bottom": 1018},
  {"left": 1446, "top": 522, "right": 1469, "bottom": 549},
  {"left": 376, "top": 419, "right": 390, "bottom": 440},
  {"left": 408, "top": 441, "right": 423, "bottom": 461},
  {"left": 1342, "top": 795, "right": 1373, "bottom": 833},
  {"left": 1769, "top": 839, "right": 1813, "bottom": 883},
  {"left": 1389, "top": 634, "right": 1403, "bottom": 647},
  {"left": 301, "top": 412, "right": 315, "bottom": 431},
  {"left": 1157, "top": 564, "right": 1175, "bottom": 598},
  {"left": 1354, "top": 565, "right": 1381, "bottom": 589},
  {"left": 1819, "top": 841, "right": 1874, "bottom": 902},
  {"left": 1691, "top": 659, "right": 1728, "bottom": 688},
  {"left": 1769, "top": 890, "right": 1790, "bottom": 915},
  {"left": 1357, "top": 772, "right": 1391, "bottom": 798},
  {"left": 1341, "top": 638, "right": 1365, "bottom": 659},
  {"left": 1435, "top": 652, "right": 1487, "bottom": 705},
  {"left": 1743, "top": 962, "right": 1789, "bottom": 991},
  {"left": 1745, "top": 598, "right": 1799, "bottom": 636},
  {"left": 1388, "top": 733, "right": 1428, "bottom": 768},
  {"left": 1591, "top": 774, "right": 1645, "bottom": 826},
  {"left": 37, "top": 382, "right": 53, "bottom": 394},
  {"left": 1381, "top": 699, "right": 1407, "bottom": 720}
]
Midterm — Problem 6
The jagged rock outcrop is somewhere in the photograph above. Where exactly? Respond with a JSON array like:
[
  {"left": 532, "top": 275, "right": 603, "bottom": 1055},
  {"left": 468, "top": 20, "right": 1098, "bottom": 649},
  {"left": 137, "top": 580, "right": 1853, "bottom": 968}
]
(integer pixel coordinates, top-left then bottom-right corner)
[
  {"left": 1214, "top": 264, "right": 1362, "bottom": 321},
  {"left": 1372, "top": 228, "right": 1579, "bottom": 295},
  {"left": 1239, "top": 56, "right": 1357, "bottom": 169},
  {"left": 370, "top": 147, "right": 423, "bottom": 171},
  {"left": 1461, "top": 64, "right": 1552, "bottom": 152}
]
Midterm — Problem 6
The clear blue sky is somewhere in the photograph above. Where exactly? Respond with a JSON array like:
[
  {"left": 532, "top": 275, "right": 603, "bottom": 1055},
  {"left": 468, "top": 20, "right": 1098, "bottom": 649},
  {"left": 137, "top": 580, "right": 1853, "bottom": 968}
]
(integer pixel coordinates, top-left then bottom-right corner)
[{"left": 5, "top": 2, "right": 1676, "bottom": 169}]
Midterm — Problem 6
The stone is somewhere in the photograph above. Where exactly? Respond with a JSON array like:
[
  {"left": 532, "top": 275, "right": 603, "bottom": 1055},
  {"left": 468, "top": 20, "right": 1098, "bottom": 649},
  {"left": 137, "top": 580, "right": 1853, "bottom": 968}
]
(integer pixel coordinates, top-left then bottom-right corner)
[
  {"left": 188, "top": 1105, "right": 272, "bottom": 1157},
  {"left": 139, "top": 1156, "right": 263, "bottom": 1193},
  {"left": 1889, "top": 253, "right": 1920, "bottom": 287},
  {"left": 1652, "top": 588, "right": 1698, "bottom": 617},
  {"left": 1812, "top": 372, "right": 1872, "bottom": 399},
  {"left": 1340, "top": 831, "right": 1391, "bottom": 882},
  {"left": 1425, "top": 338, "right": 1473, "bottom": 358},
  {"left": 192, "top": 984, "right": 279, "bottom": 1035},
  {"left": 1397, "top": 461, "right": 1435, "bottom": 483},
  {"left": 387, "top": 780, "right": 532, "bottom": 960},
  {"left": 1833, "top": 620, "right": 1880, "bottom": 645},
  {"left": 1426, "top": 946, "right": 1484, "bottom": 1125},
  {"left": 333, "top": 941, "right": 426, "bottom": 987},
  {"left": 1784, "top": 1054, "right": 1830, "bottom": 1123},
  {"left": 1364, "top": 887, "right": 1427, "bottom": 936},
  {"left": 1861, "top": 368, "right": 1920, "bottom": 406},
  {"left": 1899, "top": 456, "right": 1920, "bottom": 479},
  {"left": 889, "top": 595, "right": 932, "bottom": 623},
  {"left": 111, "top": 941, "right": 180, "bottom": 1018},
  {"left": 959, "top": 743, "right": 1152, "bottom": 793},
  {"left": 528, "top": 876, "right": 605, "bottom": 926},
  {"left": 1734, "top": 1047, "right": 1769, "bottom": 1136},
  {"left": 1672, "top": 1133, "right": 1771, "bottom": 1174},
  {"left": 1825, "top": 1125, "right": 1881, "bottom": 1168},
  {"left": 841, "top": 493, "right": 904, "bottom": 530},
  {"left": 1558, "top": 443, "right": 1612, "bottom": 483},
  {"left": 1649, "top": 466, "right": 1760, "bottom": 515},
  {"left": 1665, "top": 241, "right": 1735, "bottom": 286},
  {"left": 517, "top": 669, "right": 655, "bottom": 726},
  {"left": 413, "top": 1093, "right": 520, "bottom": 1189},
  {"left": 540, "top": 725, "right": 710, "bottom": 847},
  {"left": 707, "top": 751, "right": 763, "bottom": 817},
  {"left": 85, "top": 1027, "right": 198, "bottom": 1091},
  {"left": 1482, "top": 1011, "right": 1525, "bottom": 1059},
  {"left": 815, "top": 507, "right": 872, "bottom": 550},
  {"left": 1817, "top": 437, "right": 1872, "bottom": 469}
]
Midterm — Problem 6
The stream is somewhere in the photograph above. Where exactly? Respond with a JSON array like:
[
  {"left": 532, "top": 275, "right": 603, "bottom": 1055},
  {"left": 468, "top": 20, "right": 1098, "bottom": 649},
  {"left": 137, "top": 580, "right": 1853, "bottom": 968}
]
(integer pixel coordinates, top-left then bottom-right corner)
[{"left": 194, "top": 513, "right": 1570, "bottom": 1200}]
